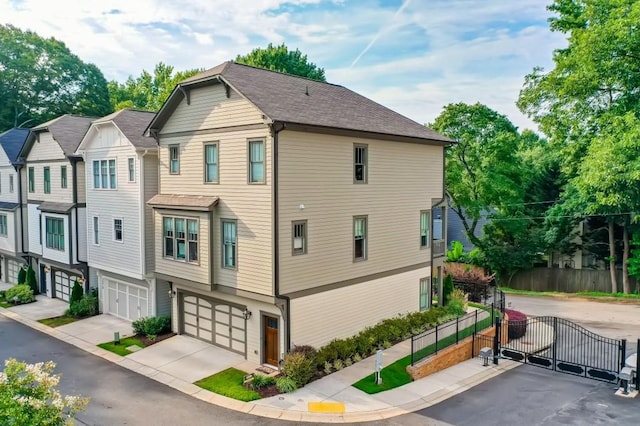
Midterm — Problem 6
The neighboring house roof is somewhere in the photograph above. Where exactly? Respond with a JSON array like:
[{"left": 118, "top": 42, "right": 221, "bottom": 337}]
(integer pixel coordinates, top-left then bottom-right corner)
[
  {"left": 29, "top": 115, "right": 95, "bottom": 157},
  {"left": 148, "top": 61, "right": 452, "bottom": 145},
  {"left": 0, "top": 128, "right": 32, "bottom": 165},
  {"left": 37, "top": 201, "right": 75, "bottom": 214},
  {"left": 147, "top": 194, "right": 219, "bottom": 211},
  {"left": 90, "top": 109, "right": 157, "bottom": 149}
]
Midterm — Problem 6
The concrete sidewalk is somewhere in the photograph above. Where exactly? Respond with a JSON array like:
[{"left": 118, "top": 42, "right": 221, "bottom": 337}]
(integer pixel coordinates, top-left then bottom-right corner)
[{"left": 0, "top": 304, "right": 520, "bottom": 423}]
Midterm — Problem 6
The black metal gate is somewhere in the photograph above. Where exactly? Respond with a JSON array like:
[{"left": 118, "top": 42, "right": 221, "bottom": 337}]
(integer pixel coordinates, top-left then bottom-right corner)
[{"left": 499, "top": 316, "right": 625, "bottom": 383}]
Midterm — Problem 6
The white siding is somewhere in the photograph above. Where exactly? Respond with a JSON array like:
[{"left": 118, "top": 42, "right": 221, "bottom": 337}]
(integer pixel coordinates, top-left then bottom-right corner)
[
  {"left": 162, "top": 86, "right": 264, "bottom": 134},
  {"left": 142, "top": 153, "right": 158, "bottom": 275},
  {"left": 77, "top": 207, "right": 87, "bottom": 262},
  {"left": 26, "top": 161, "right": 73, "bottom": 203},
  {"left": 76, "top": 161, "right": 86, "bottom": 204},
  {"left": 290, "top": 267, "right": 430, "bottom": 348},
  {"left": 41, "top": 213, "right": 70, "bottom": 264},
  {"left": 27, "top": 203, "right": 42, "bottom": 255},
  {"left": 27, "top": 133, "right": 66, "bottom": 161},
  {"left": 0, "top": 166, "right": 20, "bottom": 204},
  {"left": 278, "top": 131, "right": 443, "bottom": 295},
  {"left": 0, "top": 211, "right": 17, "bottom": 254}
]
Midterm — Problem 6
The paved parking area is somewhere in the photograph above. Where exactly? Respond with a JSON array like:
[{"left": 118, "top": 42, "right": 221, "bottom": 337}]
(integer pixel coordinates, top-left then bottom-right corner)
[
  {"left": 6, "top": 295, "right": 67, "bottom": 320},
  {"left": 57, "top": 314, "right": 134, "bottom": 345}
]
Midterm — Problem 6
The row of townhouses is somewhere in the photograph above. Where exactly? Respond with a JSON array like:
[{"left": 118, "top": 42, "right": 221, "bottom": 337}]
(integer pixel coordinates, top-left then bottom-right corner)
[{"left": 0, "top": 62, "right": 450, "bottom": 367}]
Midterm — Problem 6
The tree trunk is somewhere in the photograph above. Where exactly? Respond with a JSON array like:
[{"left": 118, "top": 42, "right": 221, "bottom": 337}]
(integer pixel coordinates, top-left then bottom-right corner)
[
  {"left": 622, "top": 217, "right": 630, "bottom": 294},
  {"left": 608, "top": 219, "right": 618, "bottom": 294}
]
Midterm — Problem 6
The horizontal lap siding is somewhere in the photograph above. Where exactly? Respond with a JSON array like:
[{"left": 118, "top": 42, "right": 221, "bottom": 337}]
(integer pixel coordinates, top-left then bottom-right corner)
[
  {"left": 158, "top": 85, "right": 272, "bottom": 296},
  {"left": 27, "top": 161, "right": 74, "bottom": 203},
  {"left": 143, "top": 155, "right": 159, "bottom": 274},
  {"left": 27, "top": 133, "right": 66, "bottom": 161},
  {"left": 290, "top": 267, "right": 430, "bottom": 348},
  {"left": 278, "top": 131, "right": 443, "bottom": 295},
  {"left": 0, "top": 212, "right": 17, "bottom": 254},
  {"left": 162, "top": 86, "right": 264, "bottom": 134}
]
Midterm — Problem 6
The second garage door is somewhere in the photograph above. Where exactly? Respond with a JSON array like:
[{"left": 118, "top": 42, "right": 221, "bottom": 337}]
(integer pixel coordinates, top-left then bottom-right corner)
[
  {"left": 54, "top": 270, "right": 80, "bottom": 302},
  {"left": 181, "top": 293, "right": 246, "bottom": 355},
  {"left": 106, "top": 279, "right": 149, "bottom": 321}
]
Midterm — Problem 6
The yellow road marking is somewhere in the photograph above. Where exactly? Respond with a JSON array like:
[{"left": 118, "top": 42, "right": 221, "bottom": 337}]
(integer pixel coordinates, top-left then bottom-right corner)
[{"left": 308, "top": 401, "right": 346, "bottom": 413}]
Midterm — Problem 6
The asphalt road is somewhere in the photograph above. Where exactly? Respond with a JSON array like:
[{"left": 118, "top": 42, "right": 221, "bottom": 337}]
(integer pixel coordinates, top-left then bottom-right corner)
[{"left": 421, "top": 364, "right": 640, "bottom": 426}]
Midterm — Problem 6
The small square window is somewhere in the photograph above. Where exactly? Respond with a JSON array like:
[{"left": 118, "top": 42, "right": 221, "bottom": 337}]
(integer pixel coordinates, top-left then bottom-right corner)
[{"left": 292, "top": 220, "right": 307, "bottom": 255}]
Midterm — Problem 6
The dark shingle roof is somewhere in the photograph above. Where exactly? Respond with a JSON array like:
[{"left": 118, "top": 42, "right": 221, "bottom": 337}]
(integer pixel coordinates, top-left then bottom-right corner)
[
  {"left": 94, "top": 109, "right": 156, "bottom": 148},
  {"left": 0, "top": 201, "right": 20, "bottom": 211},
  {"left": 0, "top": 128, "right": 31, "bottom": 164},
  {"left": 152, "top": 62, "right": 451, "bottom": 144},
  {"left": 32, "top": 115, "right": 95, "bottom": 156}
]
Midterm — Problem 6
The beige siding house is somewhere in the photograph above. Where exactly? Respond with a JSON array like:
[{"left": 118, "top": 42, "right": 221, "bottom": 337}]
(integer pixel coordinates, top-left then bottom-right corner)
[
  {"left": 19, "top": 115, "right": 93, "bottom": 301},
  {"left": 146, "top": 62, "right": 450, "bottom": 366}
]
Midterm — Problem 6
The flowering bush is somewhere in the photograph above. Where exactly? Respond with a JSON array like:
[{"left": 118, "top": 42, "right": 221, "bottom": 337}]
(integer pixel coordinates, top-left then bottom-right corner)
[
  {"left": 0, "top": 358, "right": 89, "bottom": 425},
  {"left": 505, "top": 309, "right": 528, "bottom": 340}
]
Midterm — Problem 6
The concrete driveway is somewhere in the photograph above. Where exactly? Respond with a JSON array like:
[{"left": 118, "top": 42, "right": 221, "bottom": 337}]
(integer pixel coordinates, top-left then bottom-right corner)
[
  {"left": 7, "top": 295, "right": 67, "bottom": 320},
  {"left": 127, "top": 335, "right": 245, "bottom": 383},
  {"left": 57, "top": 314, "right": 135, "bottom": 345}
]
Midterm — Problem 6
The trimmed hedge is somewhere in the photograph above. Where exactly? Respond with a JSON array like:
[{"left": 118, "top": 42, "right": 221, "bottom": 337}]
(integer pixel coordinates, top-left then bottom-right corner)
[
  {"left": 132, "top": 316, "right": 171, "bottom": 339},
  {"left": 505, "top": 308, "right": 528, "bottom": 340},
  {"left": 5, "top": 284, "right": 35, "bottom": 304}
]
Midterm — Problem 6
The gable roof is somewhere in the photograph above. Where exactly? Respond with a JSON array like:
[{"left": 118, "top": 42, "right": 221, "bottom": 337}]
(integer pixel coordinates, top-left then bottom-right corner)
[
  {"left": 30, "top": 115, "right": 95, "bottom": 157},
  {"left": 148, "top": 61, "right": 452, "bottom": 144},
  {"left": 90, "top": 109, "right": 157, "bottom": 149},
  {"left": 0, "top": 128, "right": 32, "bottom": 165}
]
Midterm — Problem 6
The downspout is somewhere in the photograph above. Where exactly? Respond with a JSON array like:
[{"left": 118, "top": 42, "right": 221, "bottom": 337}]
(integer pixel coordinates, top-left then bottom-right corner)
[
  {"left": 71, "top": 157, "right": 88, "bottom": 291},
  {"left": 272, "top": 122, "right": 291, "bottom": 354}
]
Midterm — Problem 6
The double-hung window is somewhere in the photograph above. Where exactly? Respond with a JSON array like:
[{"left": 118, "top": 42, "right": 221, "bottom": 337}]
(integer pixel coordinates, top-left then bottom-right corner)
[
  {"left": 93, "top": 159, "right": 116, "bottom": 188},
  {"left": 113, "top": 218, "right": 123, "bottom": 242},
  {"left": 354, "top": 216, "right": 367, "bottom": 261},
  {"left": 0, "top": 214, "right": 7, "bottom": 236},
  {"left": 222, "top": 220, "right": 237, "bottom": 268},
  {"left": 354, "top": 144, "right": 367, "bottom": 183},
  {"left": 43, "top": 167, "right": 51, "bottom": 194},
  {"left": 163, "top": 216, "right": 198, "bottom": 263},
  {"left": 420, "top": 210, "right": 430, "bottom": 248},
  {"left": 169, "top": 145, "right": 180, "bottom": 174},
  {"left": 292, "top": 220, "right": 307, "bottom": 255},
  {"left": 419, "top": 277, "right": 430, "bottom": 311},
  {"left": 28, "top": 167, "right": 34, "bottom": 192},
  {"left": 61, "top": 166, "right": 67, "bottom": 188},
  {"left": 45, "top": 217, "right": 64, "bottom": 250},
  {"left": 93, "top": 216, "right": 99, "bottom": 245},
  {"left": 128, "top": 158, "right": 135, "bottom": 182},
  {"left": 204, "top": 143, "right": 218, "bottom": 183},
  {"left": 248, "top": 140, "right": 264, "bottom": 183},
  {"left": 9, "top": 175, "right": 13, "bottom": 193}
]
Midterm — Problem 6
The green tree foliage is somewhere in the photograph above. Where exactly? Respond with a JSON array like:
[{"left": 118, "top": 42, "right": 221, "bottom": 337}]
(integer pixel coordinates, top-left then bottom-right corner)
[
  {"left": 69, "top": 281, "right": 84, "bottom": 306},
  {"left": 518, "top": 0, "right": 640, "bottom": 292},
  {"left": 442, "top": 274, "right": 454, "bottom": 307},
  {"left": 107, "top": 62, "right": 202, "bottom": 112},
  {"left": 16, "top": 266, "right": 26, "bottom": 285},
  {"left": 235, "top": 43, "right": 326, "bottom": 81},
  {"left": 0, "top": 358, "right": 89, "bottom": 425},
  {"left": 0, "top": 24, "right": 112, "bottom": 132},
  {"left": 25, "top": 265, "right": 37, "bottom": 295}
]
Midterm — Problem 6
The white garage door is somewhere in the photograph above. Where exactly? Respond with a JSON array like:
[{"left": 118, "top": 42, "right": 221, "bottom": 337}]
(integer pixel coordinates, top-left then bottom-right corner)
[
  {"left": 7, "top": 260, "right": 23, "bottom": 285},
  {"left": 54, "top": 270, "right": 79, "bottom": 302},
  {"left": 106, "top": 279, "right": 148, "bottom": 321},
  {"left": 181, "top": 293, "right": 246, "bottom": 355}
]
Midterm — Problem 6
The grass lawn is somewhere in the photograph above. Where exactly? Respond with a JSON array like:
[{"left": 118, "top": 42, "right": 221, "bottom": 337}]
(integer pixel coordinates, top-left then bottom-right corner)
[
  {"left": 98, "top": 337, "right": 146, "bottom": 356},
  {"left": 352, "top": 312, "right": 497, "bottom": 394},
  {"left": 0, "top": 299, "right": 10, "bottom": 308},
  {"left": 194, "top": 368, "right": 261, "bottom": 402},
  {"left": 38, "top": 315, "right": 80, "bottom": 327}
]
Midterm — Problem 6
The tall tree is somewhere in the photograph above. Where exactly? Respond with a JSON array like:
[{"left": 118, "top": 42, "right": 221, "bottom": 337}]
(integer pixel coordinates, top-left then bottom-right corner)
[
  {"left": 0, "top": 24, "right": 112, "bottom": 131},
  {"left": 235, "top": 43, "right": 326, "bottom": 81},
  {"left": 518, "top": 0, "right": 640, "bottom": 292},
  {"left": 107, "top": 62, "right": 201, "bottom": 112}
]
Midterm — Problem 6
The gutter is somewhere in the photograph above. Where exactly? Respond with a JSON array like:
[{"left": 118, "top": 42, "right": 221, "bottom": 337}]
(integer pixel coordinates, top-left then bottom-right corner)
[{"left": 272, "top": 121, "right": 291, "bottom": 354}]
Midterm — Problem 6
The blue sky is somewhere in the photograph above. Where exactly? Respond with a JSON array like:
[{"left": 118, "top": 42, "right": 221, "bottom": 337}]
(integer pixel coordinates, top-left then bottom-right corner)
[{"left": 1, "top": 0, "right": 566, "bottom": 131}]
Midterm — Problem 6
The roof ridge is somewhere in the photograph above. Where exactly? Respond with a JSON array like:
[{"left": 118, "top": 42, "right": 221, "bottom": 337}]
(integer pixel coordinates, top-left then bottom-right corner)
[{"left": 229, "top": 61, "right": 343, "bottom": 88}]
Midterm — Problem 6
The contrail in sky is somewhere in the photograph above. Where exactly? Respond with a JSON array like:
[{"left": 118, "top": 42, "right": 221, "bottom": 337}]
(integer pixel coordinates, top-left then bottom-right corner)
[{"left": 350, "top": 0, "right": 412, "bottom": 68}]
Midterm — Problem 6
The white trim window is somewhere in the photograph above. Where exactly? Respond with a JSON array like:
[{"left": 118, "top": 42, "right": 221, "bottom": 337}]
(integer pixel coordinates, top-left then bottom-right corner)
[
  {"left": 354, "top": 216, "right": 367, "bottom": 261},
  {"left": 61, "top": 165, "right": 67, "bottom": 188},
  {"left": 354, "top": 144, "right": 368, "bottom": 183},
  {"left": 420, "top": 210, "right": 430, "bottom": 248},
  {"left": 128, "top": 158, "right": 135, "bottom": 182},
  {"left": 222, "top": 220, "right": 237, "bottom": 268},
  {"left": 248, "top": 140, "right": 265, "bottom": 183},
  {"left": 113, "top": 218, "right": 123, "bottom": 242},
  {"left": 93, "top": 216, "right": 99, "bottom": 245},
  {"left": 169, "top": 145, "right": 180, "bottom": 174},
  {"left": 292, "top": 220, "right": 307, "bottom": 255},
  {"left": 45, "top": 217, "right": 64, "bottom": 251},
  {"left": 163, "top": 216, "right": 198, "bottom": 263},
  {"left": 93, "top": 159, "right": 117, "bottom": 189},
  {"left": 204, "top": 143, "right": 218, "bottom": 183},
  {"left": 419, "top": 277, "right": 430, "bottom": 311},
  {"left": 0, "top": 214, "right": 7, "bottom": 236},
  {"left": 9, "top": 174, "right": 14, "bottom": 193}
]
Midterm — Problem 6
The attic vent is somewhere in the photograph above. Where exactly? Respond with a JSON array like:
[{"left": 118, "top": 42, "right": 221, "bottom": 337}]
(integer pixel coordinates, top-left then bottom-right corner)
[{"left": 305, "top": 85, "right": 309, "bottom": 96}]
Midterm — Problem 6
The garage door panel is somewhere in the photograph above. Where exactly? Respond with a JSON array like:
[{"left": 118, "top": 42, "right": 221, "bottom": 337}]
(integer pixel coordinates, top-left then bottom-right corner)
[
  {"left": 184, "top": 323, "right": 197, "bottom": 335},
  {"left": 215, "top": 322, "right": 229, "bottom": 337},
  {"left": 54, "top": 271, "right": 76, "bottom": 302},
  {"left": 105, "top": 278, "right": 148, "bottom": 322},
  {"left": 216, "top": 335, "right": 230, "bottom": 347},
  {"left": 199, "top": 318, "right": 212, "bottom": 332},
  {"left": 231, "top": 316, "right": 244, "bottom": 328},
  {"left": 231, "top": 340, "right": 244, "bottom": 352}
]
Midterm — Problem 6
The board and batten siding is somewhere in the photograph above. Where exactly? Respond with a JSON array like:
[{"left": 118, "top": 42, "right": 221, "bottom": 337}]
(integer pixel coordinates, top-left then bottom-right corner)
[
  {"left": 161, "top": 85, "right": 265, "bottom": 134},
  {"left": 143, "top": 153, "right": 158, "bottom": 275},
  {"left": 290, "top": 267, "right": 430, "bottom": 348},
  {"left": 277, "top": 131, "right": 443, "bottom": 295},
  {"left": 157, "top": 83, "right": 273, "bottom": 296},
  {"left": 85, "top": 141, "right": 144, "bottom": 278}
]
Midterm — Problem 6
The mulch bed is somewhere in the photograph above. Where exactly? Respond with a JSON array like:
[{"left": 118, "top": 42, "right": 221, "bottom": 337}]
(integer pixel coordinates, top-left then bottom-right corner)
[
  {"left": 255, "top": 383, "right": 281, "bottom": 398},
  {"left": 136, "top": 332, "right": 176, "bottom": 347}
]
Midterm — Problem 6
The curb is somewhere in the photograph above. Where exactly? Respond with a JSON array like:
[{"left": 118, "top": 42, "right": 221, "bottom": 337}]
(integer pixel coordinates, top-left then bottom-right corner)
[{"left": 0, "top": 306, "right": 520, "bottom": 423}]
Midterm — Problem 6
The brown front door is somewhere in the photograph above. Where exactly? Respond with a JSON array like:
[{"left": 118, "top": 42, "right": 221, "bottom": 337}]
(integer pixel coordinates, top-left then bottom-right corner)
[{"left": 264, "top": 315, "right": 279, "bottom": 366}]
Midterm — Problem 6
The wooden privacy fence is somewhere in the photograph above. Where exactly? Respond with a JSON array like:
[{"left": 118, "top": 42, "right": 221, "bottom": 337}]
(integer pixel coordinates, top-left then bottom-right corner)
[{"left": 508, "top": 267, "right": 638, "bottom": 293}]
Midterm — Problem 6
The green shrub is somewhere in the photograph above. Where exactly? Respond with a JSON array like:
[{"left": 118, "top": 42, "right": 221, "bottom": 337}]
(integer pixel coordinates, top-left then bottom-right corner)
[
  {"left": 251, "top": 374, "right": 275, "bottom": 390},
  {"left": 447, "top": 288, "right": 468, "bottom": 316},
  {"left": 281, "top": 352, "right": 315, "bottom": 388},
  {"left": 0, "top": 290, "right": 6, "bottom": 300},
  {"left": 442, "top": 274, "right": 454, "bottom": 306},
  {"left": 25, "top": 266, "right": 38, "bottom": 295},
  {"left": 132, "top": 316, "right": 171, "bottom": 338},
  {"left": 66, "top": 295, "right": 98, "bottom": 318},
  {"left": 291, "top": 345, "right": 317, "bottom": 365},
  {"left": 323, "top": 361, "right": 332, "bottom": 375},
  {"left": 5, "top": 284, "right": 35, "bottom": 304},
  {"left": 275, "top": 377, "right": 297, "bottom": 393},
  {"left": 16, "top": 266, "right": 26, "bottom": 285},
  {"left": 69, "top": 281, "right": 84, "bottom": 305},
  {"left": 333, "top": 359, "right": 344, "bottom": 371}
]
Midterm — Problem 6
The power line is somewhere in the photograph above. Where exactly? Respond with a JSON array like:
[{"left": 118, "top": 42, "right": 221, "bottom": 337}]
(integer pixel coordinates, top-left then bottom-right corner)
[{"left": 486, "top": 211, "right": 635, "bottom": 222}]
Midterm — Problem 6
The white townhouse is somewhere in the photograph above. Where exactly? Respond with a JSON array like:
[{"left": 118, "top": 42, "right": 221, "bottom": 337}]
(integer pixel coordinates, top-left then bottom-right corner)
[
  {"left": 0, "top": 128, "right": 32, "bottom": 284},
  {"left": 77, "top": 109, "right": 168, "bottom": 321},
  {"left": 20, "top": 115, "right": 93, "bottom": 300}
]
